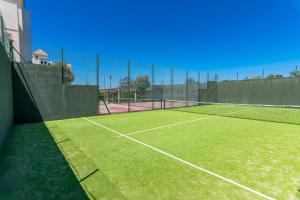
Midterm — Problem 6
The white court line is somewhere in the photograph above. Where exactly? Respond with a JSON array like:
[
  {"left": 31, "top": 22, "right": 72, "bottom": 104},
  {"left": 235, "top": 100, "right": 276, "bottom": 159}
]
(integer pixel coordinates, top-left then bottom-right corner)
[
  {"left": 119, "top": 117, "right": 213, "bottom": 137},
  {"left": 119, "top": 107, "right": 254, "bottom": 137},
  {"left": 82, "top": 117, "right": 275, "bottom": 200}
]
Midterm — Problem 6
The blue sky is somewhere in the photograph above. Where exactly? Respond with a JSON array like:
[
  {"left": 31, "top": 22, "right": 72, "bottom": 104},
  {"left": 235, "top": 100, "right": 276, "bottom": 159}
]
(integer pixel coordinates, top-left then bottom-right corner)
[{"left": 27, "top": 0, "right": 300, "bottom": 85}]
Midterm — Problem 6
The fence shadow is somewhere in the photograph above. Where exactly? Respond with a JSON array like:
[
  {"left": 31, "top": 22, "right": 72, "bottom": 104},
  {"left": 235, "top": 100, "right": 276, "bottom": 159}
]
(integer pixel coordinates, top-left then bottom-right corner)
[{"left": 0, "top": 122, "right": 88, "bottom": 199}]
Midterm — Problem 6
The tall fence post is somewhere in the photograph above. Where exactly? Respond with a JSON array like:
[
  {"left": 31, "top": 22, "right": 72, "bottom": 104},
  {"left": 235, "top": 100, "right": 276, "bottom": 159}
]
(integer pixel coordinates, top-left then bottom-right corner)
[
  {"left": 60, "top": 48, "right": 66, "bottom": 118},
  {"left": 85, "top": 73, "right": 88, "bottom": 85},
  {"left": 119, "top": 77, "right": 122, "bottom": 103},
  {"left": 96, "top": 54, "right": 100, "bottom": 113},
  {"left": 109, "top": 75, "right": 112, "bottom": 103},
  {"left": 170, "top": 67, "right": 174, "bottom": 108},
  {"left": 161, "top": 80, "right": 164, "bottom": 101},
  {"left": 61, "top": 48, "right": 64, "bottom": 84},
  {"left": 96, "top": 54, "right": 99, "bottom": 90},
  {"left": 104, "top": 75, "right": 106, "bottom": 101},
  {"left": 207, "top": 73, "right": 209, "bottom": 83},
  {"left": 128, "top": 60, "right": 131, "bottom": 112},
  {"left": 198, "top": 72, "right": 200, "bottom": 102},
  {"left": 186, "top": 70, "right": 189, "bottom": 105},
  {"left": 151, "top": 64, "right": 155, "bottom": 110}
]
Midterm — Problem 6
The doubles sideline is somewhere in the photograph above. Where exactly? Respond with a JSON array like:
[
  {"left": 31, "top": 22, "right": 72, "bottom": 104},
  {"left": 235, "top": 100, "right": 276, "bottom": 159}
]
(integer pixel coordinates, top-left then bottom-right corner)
[{"left": 82, "top": 117, "right": 275, "bottom": 200}]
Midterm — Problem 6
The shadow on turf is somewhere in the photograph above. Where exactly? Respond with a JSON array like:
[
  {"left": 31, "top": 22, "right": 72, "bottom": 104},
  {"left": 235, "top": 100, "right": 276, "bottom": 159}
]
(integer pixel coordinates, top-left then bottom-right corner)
[{"left": 0, "top": 122, "right": 88, "bottom": 199}]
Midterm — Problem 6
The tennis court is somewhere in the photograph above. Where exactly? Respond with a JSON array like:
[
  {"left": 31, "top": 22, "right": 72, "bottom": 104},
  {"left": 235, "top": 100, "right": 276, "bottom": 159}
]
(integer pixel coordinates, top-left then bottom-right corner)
[{"left": 45, "top": 103, "right": 300, "bottom": 200}]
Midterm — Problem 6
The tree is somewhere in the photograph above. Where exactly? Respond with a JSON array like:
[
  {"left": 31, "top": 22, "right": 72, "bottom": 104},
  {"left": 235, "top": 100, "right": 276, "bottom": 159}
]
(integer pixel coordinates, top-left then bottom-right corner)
[
  {"left": 119, "top": 77, "right": 133, "bottom": 88},
  {"left": 289, "top": 69, "right": 300, "bottom": 78},
  {"left": 54, "top": 63, "right": 75, "bottom": 84},
  {"left": 275, "top": 74, "right": 284, "bottom": 78},
  {"left": 249, "top": 76, "right": 261, "bottom": 80},
  {"left": 213, "top": 74, "right": 219, "bottom": 82},
  {"left": 186, "top": 78, "right": 195, "bottom": 84},
  {"left": 63, "top": 64, "right": 75, "bottom": 84},
  {"left": 134, "top": 75, "right": 150, "bottom": 96},
  {"left": 266, "top": 74, "right": 284, "bottom": 79}
]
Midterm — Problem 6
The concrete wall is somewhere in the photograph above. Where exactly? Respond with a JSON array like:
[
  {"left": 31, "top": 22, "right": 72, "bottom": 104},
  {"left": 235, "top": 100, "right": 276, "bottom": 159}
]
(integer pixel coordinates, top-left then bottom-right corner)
[
  {"left": 17, "top": 63, "right": 98, "bottom": 120},
  {"left": 216, "top": 79, "right": 300, "bottom": 105},
  {"left": 64, "top": 85, "right": 98, "bottom": 118},
  {"left": 20, "top": 63, "right": 64, "bottom": 120},
  {"left": 0, "top": 43, "right": 13, "bottom": 148},
  {"left": 200, "top": 79, "right": 300, "bottom": 105},
  {"left": 12, "top": 62, "right": 43, "bottom": 124}
]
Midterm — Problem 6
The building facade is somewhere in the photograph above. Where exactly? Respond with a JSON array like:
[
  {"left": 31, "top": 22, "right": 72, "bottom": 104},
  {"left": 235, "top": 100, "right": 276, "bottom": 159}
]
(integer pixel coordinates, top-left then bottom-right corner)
[
  {"left": 0, "top": 0, "right": 32, "bottom": 62},
  {"left": 32, "top": 49, "right": 48, "bottom": 64}
]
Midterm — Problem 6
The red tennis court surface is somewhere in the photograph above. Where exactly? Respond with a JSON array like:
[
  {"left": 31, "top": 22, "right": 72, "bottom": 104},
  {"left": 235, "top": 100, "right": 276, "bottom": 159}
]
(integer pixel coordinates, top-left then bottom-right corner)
[{"left": 99, "top": 101, "right": 163, "bottom": 114}]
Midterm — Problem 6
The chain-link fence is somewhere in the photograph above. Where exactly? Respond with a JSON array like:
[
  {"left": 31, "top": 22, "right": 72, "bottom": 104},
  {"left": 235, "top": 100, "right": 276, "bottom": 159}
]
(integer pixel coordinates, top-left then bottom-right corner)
[
  {"left": 11, "top": 44, "right": 300, "bottom": 116},
  {"left": 97, "top": 58, "right": 207, "bottom": 114},
  {"left": 98, "top": 57, "right": 300, "bottom": 114}
]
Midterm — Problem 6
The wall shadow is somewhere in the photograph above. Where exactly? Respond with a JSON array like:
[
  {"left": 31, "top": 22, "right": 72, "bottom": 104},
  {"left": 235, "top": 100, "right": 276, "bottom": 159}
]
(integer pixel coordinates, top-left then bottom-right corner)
[{"left": 0, "top": 122, "right": 88, "bottom": 199}]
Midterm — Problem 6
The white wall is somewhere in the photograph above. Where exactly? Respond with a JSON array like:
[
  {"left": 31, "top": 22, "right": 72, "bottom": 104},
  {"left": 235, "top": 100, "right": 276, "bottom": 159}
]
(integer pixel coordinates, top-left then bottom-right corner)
[
  {"left": 0, "top": 0, "right": 31, "bottom": 62},
  {"left": 0, "top": 0, "right": 18, "bottom": 30},
  {"left": 20, "top": 9, "right": 31, "bottom": 60}
]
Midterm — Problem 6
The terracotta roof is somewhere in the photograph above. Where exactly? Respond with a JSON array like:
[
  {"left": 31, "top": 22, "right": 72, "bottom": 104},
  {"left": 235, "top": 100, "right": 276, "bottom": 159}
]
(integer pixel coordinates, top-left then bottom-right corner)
[{"left": 33, "top": 49, "right": 48, "bottom": 56}]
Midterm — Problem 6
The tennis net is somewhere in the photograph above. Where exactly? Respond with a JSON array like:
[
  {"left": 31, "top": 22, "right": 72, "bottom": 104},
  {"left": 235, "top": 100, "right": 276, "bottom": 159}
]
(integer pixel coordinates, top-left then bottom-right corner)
[{"left": 164, "top": 99, "right": 300, "bottom": 125}]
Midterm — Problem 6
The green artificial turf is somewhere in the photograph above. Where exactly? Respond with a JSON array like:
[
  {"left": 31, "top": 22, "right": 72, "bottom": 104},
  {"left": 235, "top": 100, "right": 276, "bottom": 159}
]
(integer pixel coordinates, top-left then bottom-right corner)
[
  {"left": 0, "top": 123, "right": 88, "bottom": 199},
  {"left": 44, "top": 110, "right": 300, "bottom": 199}
]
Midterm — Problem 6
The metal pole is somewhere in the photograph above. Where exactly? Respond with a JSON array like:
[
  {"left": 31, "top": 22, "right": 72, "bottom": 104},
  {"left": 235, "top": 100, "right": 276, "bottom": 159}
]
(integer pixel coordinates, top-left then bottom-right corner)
[
  {"left": 262, "top": 69, "right": 265, "bottom": 79},
  {"left": 109, "top": 75, "right": 112, "bottom": 89},
  {"left": 161, "top": 79, "right": 164, "bottom": 101},
  {"left": 119, "top": 76, "right": 122, "bottom": 102},
  {"left": 85, "top": 73, "right": 88, "bottom": 85},
  {"left": 236, "top": 72, "right": 239, "bottom": 81},
  {"left": 128, "top": 60, "right": 131, "bottom": 112},
  {"left": 109, "top": 75, "right": 112, "bottom": 103},
  {"left": 186, "top": 70, "right": 189, "bottom": 105},
  {"left": 207, "top": 73, "right": 209, "bottom": 83},
  {"left": 96, "top": 54, "right": 99, "bottom": 90},
  {"left": 96, "top": 54, "right": 100, "bottom": 113},
  {"left": 104, "top": 75, "right": 106, "bottom": 101},
  {"left": 61, "top": 48, "right": 64, "bottom": 84},
  {"left": 198, "top": 72, "right": 200, "bottom": 102},
  {"left": 104, "top": 75, "right": 106, "bottom": 88},
  {"left": 152, "top": 64, "right": 155, "bottom": 110},
  {"left": 170, "top": 67, "right": 174, "bottom": 108}
]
